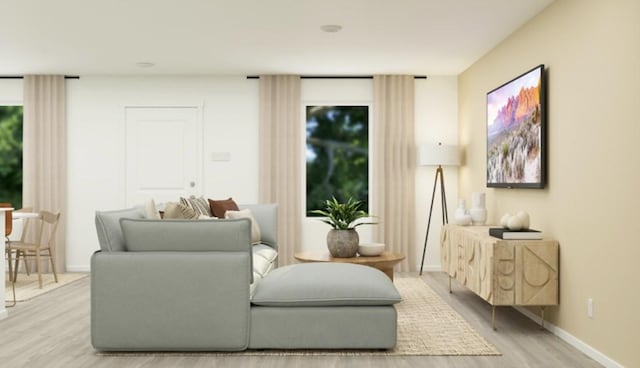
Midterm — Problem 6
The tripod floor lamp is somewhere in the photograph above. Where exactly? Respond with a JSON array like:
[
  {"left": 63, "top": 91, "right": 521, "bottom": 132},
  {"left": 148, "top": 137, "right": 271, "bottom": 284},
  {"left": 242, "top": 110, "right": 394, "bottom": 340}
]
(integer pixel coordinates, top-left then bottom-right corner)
[{"left": 419, "top": 142, "right": 460, "bottom": 275}]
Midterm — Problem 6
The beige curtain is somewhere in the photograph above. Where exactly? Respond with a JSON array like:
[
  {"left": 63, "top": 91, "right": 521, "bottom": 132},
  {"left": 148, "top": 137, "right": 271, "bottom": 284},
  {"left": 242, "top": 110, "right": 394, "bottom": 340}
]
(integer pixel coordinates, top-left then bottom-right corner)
[
  {"left": 23, "top": 75, "right": 67, "bottom": 273},
  {"left": 258, "top": 75, "right": 302, "bottom": 266},
  {"left": 372, "top": 75, "right": 416, "bottom": 272}
]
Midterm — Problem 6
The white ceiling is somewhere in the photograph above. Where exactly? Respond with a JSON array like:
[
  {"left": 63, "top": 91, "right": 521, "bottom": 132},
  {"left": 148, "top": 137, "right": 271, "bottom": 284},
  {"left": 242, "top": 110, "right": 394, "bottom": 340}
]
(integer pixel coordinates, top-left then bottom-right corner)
[{"left": 0, "top": 0, "right": 555, "bottom": 76}]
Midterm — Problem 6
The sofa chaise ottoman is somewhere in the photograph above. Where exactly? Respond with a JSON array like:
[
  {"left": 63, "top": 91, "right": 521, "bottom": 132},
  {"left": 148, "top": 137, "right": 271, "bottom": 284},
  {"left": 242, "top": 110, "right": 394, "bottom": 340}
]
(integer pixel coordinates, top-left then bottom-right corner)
[{"left": 249, "top": 262, "right": 401, "bottom": 349}]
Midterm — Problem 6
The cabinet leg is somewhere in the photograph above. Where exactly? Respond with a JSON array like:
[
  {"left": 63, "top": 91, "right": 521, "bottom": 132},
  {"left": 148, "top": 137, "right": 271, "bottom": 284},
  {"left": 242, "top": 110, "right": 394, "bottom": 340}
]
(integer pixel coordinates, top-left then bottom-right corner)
[
  {"left": 448, "top": 275, "right": 452, "bottom": 293},
  {"left": 540, "top": 306, "right": 545, "bottom": 330},
  {"left": 492, "top": 306, "right": 497, "bottom": 331}
]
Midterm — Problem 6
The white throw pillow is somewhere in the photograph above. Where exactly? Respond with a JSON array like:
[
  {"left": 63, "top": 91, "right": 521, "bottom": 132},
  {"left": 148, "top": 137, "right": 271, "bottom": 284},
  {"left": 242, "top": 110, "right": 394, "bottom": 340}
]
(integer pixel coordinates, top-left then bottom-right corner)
[
  {"left": 144, "top": 199, "right": 161, "bottom": 220},
  {"left": 225, "top": 209, "right": 261, "bottom": 245}
]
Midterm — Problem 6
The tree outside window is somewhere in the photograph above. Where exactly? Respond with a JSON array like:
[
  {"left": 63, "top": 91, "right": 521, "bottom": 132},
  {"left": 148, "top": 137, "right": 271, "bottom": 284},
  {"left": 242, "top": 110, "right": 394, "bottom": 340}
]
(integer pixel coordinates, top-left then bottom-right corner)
[
  {"left": 0, "top": 106, "right": 23, "bottom": 208},
  {"left": 306, "top": 105, "right": 368, "bottom": 214}
]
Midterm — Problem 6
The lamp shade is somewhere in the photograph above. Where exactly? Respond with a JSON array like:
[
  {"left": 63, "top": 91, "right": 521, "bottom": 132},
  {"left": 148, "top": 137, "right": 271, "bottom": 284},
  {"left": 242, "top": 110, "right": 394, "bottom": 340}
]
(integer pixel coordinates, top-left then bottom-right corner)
[{"left": 419, "top": 143, "right": 460, "bottom": 166}]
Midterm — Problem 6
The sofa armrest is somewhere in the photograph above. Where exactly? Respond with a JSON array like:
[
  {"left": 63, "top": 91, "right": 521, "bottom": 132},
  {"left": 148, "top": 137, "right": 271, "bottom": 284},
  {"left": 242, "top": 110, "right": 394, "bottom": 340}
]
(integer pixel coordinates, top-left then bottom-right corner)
[
  {"left": 240, "top": 204, "right": 278, "bottom": 251},
  {"left": 91, "top": 251, "right": 250, "bottom": 351}
]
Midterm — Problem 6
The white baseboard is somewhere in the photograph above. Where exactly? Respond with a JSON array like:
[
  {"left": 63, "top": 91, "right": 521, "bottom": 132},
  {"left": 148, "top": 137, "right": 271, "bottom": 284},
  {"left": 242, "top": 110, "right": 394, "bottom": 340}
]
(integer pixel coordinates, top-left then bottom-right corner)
[
  {"left": 417, "top": 262, "right": 442, "bottom": 272},
  {"left": 66, "top": 265, "right": 90, "bottom": 272},
  {"left": 514, "top": 306, "right": 624, "bottom": 368},
  {"left": 418, "top": 265, "right": 442, "bottom": 272}
]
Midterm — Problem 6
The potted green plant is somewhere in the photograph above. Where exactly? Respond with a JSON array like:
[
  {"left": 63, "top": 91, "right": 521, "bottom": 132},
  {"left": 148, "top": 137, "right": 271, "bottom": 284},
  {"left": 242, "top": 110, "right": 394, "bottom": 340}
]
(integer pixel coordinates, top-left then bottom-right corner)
[{"left": 310, "top": 197, "right": 376, "bottom": 258}]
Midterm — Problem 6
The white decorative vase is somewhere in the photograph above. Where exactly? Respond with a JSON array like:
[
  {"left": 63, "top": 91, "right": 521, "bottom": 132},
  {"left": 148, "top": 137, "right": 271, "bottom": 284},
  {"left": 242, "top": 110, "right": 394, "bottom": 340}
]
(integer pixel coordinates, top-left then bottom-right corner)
[
  {"left": 470, "top": 192, "right": 487, "bottom": 225},
  {"left": 469, "top": 208, "right": 487, "bottom": 225},
  {"left": 454, "top": 199, "right": 472, "bottom": 225}
]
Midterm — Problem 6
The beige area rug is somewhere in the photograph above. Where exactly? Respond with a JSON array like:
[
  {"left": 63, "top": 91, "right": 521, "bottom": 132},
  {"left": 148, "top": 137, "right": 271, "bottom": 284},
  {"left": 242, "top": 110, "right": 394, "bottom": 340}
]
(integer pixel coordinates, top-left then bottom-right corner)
[
  {"left": 98, "top": 276, "right": 500, "bottom": 356},
  {"left": 4, "top": 272, "right": 88, "bottom": 303}
]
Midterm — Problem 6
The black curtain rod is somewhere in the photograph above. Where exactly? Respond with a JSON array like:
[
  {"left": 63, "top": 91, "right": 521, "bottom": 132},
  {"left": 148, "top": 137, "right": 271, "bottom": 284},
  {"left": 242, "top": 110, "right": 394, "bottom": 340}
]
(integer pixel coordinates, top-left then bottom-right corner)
[
  {"left": 0, "top": 76, "right": 80, "bottom": 80},
  {"left": 246, "top": 75, "right": 427, "bottom": 80}
]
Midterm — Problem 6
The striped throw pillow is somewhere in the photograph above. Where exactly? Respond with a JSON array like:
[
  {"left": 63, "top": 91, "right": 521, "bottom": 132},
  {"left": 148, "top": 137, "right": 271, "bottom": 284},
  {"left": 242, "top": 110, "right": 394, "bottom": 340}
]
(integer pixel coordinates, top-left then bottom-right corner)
[{"left": 179, "top": 196, "right": 212, "bottom": 217}]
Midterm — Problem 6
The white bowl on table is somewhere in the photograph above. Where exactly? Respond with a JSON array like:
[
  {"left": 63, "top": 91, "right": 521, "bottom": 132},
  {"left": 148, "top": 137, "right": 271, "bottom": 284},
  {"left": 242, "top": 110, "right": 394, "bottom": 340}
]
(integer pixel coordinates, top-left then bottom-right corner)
[{"left": 358, "top": 243, "right": 385, "bottom": 257}]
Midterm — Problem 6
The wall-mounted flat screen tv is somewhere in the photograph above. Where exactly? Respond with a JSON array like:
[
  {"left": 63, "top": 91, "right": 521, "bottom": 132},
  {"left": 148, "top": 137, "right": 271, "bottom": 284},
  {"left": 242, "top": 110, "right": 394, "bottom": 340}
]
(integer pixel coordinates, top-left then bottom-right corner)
[{"left": 487, "top": 64, "right": 546, "bottom": 189}]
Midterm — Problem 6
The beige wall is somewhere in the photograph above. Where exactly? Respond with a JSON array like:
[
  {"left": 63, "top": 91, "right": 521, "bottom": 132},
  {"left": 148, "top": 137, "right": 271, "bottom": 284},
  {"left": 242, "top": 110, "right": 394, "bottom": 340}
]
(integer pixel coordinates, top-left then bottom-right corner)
[{"left": 458, "top": 0, "right": 640, "bottom": 366}]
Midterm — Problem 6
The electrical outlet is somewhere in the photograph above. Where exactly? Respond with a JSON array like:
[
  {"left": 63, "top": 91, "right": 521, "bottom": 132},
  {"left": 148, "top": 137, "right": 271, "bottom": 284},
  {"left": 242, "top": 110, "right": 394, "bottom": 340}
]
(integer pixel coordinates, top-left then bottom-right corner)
[{"left": 587, "top": 298, "right": 594, "bottom": 318}]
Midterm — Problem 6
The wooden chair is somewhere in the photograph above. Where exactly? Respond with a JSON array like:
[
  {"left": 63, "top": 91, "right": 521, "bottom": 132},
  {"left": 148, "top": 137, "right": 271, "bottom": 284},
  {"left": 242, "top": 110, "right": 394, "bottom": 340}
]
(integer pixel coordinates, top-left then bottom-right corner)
[
  {"left": 1, "top": 203, "right": 12, "bottom": 235},
  {"left": 11, "top": 210, "right": 60, "bottom": 289},
  {"left": 1, "top": 203, "right": 14, "bottom": 280},
  {"left": 1, "top": 203, "right": 16, "bottom": 307},
  {"left": 9, "top": 207, "right": 34, "bottom": 278}
]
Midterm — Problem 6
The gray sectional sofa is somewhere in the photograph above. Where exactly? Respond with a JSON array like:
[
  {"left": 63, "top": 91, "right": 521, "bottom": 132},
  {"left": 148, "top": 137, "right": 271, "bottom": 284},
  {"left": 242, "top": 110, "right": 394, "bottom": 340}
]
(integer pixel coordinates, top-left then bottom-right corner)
[{"left": 91, "top": 203, "right": 401, "bottom": 351}]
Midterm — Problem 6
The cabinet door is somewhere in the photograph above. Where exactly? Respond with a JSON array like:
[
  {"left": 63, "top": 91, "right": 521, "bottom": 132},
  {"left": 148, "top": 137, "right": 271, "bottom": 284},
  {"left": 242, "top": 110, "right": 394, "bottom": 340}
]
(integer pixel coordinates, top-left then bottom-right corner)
[
  {"left": 464, "top": 241, "right": 479, "bottom": 294},
  {"left": 515, "top": 242, "right": 558, "bottom": 305},
  {"left": 493, "top": 241, "right": 559, "bottom": 306},
  {"left": 477, "top": 242, "right": 493, "bottom": 302},
  {"left": 493, "top": 242, "right": 516, "bottom": 305}
]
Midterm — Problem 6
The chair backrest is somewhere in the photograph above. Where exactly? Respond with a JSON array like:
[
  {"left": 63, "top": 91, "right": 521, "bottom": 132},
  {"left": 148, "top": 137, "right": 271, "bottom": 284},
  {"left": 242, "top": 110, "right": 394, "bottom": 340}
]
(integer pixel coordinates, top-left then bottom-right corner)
[
  {"left": 0, "top": 203, "right": 13, "bottom": 237},
  {"left": 35, "top": 210, "right": 61, "bottom": 249},
  {"left": 16, "top": 207, "right": 34, "bottom": 242}
]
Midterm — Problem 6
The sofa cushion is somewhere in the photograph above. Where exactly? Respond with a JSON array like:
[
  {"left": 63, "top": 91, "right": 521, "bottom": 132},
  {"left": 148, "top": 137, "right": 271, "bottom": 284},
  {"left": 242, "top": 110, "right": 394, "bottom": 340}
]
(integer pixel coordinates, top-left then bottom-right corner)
[
  {"left": 120, "top": 218, "right": 252, "bottom": 253},
  {"left": 250, "top": 244, "right": 278, "bottom": 297},
  {"left": 226, "top": 209, "right": 261, "bottom": 245},
  {"left": 252, "top": 244, "right": 277, "bottom": 277},
  {"left": 95, "top": 207, "right": 146, "bottom": 252},
  {"left": 251, "top": 263, "right": 401, "bottom": 307}
]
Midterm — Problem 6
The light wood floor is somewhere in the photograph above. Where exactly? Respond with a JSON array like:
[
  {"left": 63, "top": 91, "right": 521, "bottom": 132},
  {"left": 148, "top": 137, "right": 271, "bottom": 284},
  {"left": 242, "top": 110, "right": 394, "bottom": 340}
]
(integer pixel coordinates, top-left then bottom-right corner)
[{"left": 0, "top": 272, "right": 602, "bottom": 368}]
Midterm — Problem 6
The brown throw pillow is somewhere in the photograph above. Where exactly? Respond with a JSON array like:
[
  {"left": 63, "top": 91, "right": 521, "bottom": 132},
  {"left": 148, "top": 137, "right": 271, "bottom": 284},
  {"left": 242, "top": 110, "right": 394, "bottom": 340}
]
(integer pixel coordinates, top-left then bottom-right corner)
[{"left": 208, "top": 198, "right": 239, "bottom": 218}]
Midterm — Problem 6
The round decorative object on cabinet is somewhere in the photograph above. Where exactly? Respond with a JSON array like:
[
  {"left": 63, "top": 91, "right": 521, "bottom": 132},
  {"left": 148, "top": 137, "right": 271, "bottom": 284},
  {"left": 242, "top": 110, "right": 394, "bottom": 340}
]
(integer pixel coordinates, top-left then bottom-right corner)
[
  {"left": 516, "top": 211, "right": 530, "bottom": 230},
  {"left": 507, "top": 216, "right": 524, "bottom": 231}
]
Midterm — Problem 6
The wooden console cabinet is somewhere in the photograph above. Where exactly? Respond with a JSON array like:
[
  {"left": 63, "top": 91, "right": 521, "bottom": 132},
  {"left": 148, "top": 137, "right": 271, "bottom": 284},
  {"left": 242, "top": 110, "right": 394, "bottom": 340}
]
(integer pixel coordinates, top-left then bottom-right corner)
[{"left": 440, "top": 225, "right": 558, "bottom": 329}]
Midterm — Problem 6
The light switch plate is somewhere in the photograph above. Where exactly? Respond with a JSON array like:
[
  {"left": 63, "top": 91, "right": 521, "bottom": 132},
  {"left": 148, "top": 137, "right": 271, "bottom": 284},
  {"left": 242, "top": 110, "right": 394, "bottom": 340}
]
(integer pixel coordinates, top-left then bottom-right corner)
[{"left": 211, "top": 152, "right": 231, "bottom": 162}]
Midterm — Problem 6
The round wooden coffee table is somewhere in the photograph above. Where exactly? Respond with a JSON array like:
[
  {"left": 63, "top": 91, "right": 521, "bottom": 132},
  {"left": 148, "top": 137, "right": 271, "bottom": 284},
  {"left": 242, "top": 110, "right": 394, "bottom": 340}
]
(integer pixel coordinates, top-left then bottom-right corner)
[{"left": 294, "top": 251, "right": 405, "bottom": 281}]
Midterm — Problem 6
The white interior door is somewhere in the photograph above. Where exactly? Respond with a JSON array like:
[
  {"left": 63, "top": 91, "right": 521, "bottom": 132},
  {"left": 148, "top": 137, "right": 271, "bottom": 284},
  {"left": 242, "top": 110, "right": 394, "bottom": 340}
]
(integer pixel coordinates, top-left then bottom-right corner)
[{"left": 125, "top": 106, "right": 202, "bottom": 206}]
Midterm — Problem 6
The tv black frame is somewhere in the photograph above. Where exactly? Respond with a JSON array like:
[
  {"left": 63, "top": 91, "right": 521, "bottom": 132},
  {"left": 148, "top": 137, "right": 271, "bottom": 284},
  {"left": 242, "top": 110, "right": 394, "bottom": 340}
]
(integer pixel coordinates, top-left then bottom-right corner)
[{"left": 486, "top": 64, "right": 546, "bottom": 189}]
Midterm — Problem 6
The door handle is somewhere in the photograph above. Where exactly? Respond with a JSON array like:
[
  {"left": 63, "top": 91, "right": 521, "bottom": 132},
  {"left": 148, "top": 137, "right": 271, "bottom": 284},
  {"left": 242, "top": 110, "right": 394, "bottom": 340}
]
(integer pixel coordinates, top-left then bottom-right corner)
[{"left": 189, "top": 181, "right": 195, "bottom": 188}]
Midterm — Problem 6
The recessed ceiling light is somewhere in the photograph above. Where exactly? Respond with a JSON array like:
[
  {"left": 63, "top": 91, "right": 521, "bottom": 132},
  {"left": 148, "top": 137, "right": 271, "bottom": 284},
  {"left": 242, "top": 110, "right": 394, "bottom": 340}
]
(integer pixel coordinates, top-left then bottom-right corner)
[
  {"left": 320, "top": 24, "right": 342, "bottom": 33},
  {"left": 136, "top": 62, "right": 155, "bottom": 68}
]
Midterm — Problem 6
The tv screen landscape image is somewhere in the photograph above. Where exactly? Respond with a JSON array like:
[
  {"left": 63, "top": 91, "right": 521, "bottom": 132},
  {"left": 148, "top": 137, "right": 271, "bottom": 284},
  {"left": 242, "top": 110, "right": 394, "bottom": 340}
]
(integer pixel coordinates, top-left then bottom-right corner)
[{"left": 486, "top": 64, "right": 546, "bottom": 188}]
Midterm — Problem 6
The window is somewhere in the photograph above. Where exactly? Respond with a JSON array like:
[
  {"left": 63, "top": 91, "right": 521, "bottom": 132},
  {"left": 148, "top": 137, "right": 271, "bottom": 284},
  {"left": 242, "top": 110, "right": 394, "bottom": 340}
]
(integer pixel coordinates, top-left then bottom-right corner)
[
  {"left": 0, "top": 105, "right": 23, "bottom": 208},
  {"left": 306, "top": 105, "right": 369, "bottom": 214}
]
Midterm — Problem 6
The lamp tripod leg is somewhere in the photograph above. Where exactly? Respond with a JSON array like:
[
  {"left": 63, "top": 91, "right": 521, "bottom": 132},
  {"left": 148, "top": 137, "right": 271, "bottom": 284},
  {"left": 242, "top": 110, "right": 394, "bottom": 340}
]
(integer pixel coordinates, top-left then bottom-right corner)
[
  {"left": 439, "top": 167, "right": 448, "bottom": 224},
  {"left": 419, "top": 168, "right": 440, "bottom": 276},
  {"left": 492, "top": 306, "right": 497, "bottom": 331}
]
